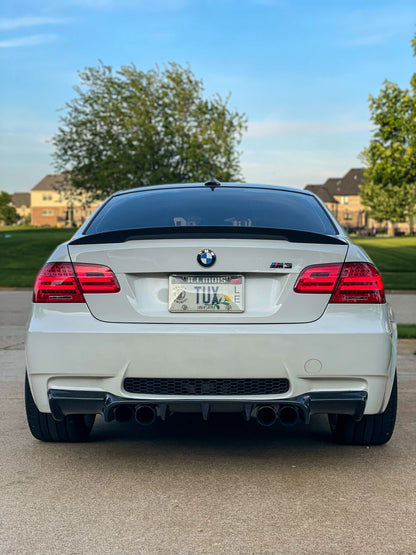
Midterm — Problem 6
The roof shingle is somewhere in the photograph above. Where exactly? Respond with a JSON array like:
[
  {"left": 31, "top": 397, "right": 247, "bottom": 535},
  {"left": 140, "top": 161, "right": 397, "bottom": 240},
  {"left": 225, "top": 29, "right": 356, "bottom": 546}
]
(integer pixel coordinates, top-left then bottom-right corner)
[
  {"left": 324, "top": 169, "right": 363, "bottom": 196},
  {"left": 304, "top": 184, "right": 338, "bottom": 204},
  {"left": 304, "top": 168, "right": 364, "bottom": 199},
  {"left": 11, "top": 192, "right": 30, "bottom": 207},
  {"left": 31, "top": 173, "right": 67, "bottom": 191}
]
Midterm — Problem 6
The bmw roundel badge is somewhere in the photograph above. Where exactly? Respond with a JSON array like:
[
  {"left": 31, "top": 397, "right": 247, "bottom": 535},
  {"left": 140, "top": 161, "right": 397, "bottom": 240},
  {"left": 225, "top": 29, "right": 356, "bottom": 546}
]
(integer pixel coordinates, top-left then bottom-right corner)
[{"left": 197, "top": 249, "right": 216, "bottom": 268}]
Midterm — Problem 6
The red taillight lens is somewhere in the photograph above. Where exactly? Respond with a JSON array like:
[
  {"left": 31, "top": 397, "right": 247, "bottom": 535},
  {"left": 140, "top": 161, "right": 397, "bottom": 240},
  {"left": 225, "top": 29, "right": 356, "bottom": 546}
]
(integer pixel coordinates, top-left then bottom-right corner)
[
  {"left": 73, "top": 264, "right": 120, "bottom": 293},
  {"left": 330, "top": 262, "right": 385, "bottom": 304},
  {"left": 294, "top": 264, "right": 342, "bottom": 294},
  {"left": 294, "top": 262, "right": 385, "bottom": 303},
  {"left": 33, "top": 262, "right": 85, "bottom": 303},
  {"left": 33, "top": 262, "right": 120, "bottom": 303}
]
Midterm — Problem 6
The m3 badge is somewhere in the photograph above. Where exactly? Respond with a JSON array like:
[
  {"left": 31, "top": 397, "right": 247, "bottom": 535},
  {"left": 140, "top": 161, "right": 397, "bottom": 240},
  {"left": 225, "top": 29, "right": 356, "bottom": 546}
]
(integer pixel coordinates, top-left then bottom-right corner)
[{"left": 270, "top": 262, "right": 292, "bottom": 269}]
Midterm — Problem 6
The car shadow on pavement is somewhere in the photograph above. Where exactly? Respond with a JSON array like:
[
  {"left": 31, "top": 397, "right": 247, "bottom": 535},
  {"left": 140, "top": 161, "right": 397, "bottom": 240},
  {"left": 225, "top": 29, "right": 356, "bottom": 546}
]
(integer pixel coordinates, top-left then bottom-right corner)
[{"left": 89, "top": 412, "right": 334, "bottom": 449}]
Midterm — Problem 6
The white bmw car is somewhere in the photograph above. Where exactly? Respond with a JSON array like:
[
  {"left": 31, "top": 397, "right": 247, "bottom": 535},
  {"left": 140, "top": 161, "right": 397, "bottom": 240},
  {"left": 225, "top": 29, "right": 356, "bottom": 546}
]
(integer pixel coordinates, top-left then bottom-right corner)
[{"left": 25, "top": 181, "right": 397, "bottom": 444}]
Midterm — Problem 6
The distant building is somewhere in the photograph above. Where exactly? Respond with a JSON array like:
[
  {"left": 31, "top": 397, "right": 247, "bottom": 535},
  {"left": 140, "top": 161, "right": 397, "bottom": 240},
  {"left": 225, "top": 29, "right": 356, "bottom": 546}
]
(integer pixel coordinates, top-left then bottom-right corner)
[
  {"left": 305, "top": 168, "right": 410, "bottom": 235},
  {"left": 30, "top": 174, "right": 100, "bottom": 227},
  {"left": 11, "top": 192, "right": 31, "bottom": 222},
  {"left": 305, "top": 169, "right": 368, "bottom": 230},
  {"left": 304, "top": 184, "right": 339, "bottom": 216}
]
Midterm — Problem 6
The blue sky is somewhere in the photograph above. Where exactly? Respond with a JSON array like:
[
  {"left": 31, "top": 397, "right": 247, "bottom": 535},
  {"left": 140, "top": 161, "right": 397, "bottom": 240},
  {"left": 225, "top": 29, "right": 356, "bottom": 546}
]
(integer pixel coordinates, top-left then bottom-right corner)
[{"left": 0, "top": 0, "right": 414, "bottom": 193}]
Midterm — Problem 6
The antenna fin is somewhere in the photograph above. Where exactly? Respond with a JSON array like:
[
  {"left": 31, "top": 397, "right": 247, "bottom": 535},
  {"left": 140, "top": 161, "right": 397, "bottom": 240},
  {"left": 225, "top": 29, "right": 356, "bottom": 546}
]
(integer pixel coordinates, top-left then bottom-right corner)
[{"left": 204, "top": 177, "right": 221, "bottom": 190}]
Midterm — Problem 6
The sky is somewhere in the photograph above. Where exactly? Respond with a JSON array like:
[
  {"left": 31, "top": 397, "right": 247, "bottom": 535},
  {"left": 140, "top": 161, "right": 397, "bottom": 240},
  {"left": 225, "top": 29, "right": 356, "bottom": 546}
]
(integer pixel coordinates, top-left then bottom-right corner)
[{"left": 0, "top": 0, "right": 415, "bottom": 194}]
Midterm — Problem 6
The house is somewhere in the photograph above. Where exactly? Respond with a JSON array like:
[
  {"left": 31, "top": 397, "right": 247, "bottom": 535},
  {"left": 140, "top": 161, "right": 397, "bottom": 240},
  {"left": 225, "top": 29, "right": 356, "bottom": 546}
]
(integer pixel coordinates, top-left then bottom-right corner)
[
  {"left": 305, "top": 169, "right": 369, "bottom": 230},
  {"left": 30, "top": 174, "right": 100, "bottom": 227},
  {"left": 304, "top": 184, "right": 339, "bottom": 216},
  {"left": 304, "top": 168, "right": 413, "bottom": 234},
  {"left": 11, "top": 192, "right": 31, "bottom": 222}
]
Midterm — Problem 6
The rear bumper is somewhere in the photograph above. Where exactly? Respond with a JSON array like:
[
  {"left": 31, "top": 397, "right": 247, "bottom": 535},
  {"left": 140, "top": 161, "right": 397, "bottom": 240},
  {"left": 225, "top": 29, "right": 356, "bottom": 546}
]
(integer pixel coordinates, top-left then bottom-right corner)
[
  {"left": 26, "top": 303, "right": 397, "bottom": 416},
  {"left": 48, "top": 388, "right": 368, "bottom": 424}
]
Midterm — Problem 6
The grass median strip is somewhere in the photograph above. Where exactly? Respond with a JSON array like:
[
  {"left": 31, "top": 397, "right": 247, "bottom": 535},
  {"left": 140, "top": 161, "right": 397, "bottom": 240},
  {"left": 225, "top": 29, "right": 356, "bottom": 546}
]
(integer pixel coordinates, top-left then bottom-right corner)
[
  {"left": 0, "top": 228, "right": 75, "bottom": 287},
  {"left": 354, "top": 236, "right": 416, "bottom": 290},
  {"left": 397, "top": 324, "right": 416, "bottom": 339}
]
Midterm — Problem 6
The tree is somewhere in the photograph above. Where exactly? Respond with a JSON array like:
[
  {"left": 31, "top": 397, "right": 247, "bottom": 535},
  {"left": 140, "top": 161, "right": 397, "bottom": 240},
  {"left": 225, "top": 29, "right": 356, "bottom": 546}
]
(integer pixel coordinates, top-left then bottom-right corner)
[
  {"left": 52, "top": 62, "right": 247, "bottom": 201},
  {"left": 0, "top": 191, "right": 19, "bottom": 225},
  {"left": 359, "top": 35, "right": 416, "bottom": 231}
]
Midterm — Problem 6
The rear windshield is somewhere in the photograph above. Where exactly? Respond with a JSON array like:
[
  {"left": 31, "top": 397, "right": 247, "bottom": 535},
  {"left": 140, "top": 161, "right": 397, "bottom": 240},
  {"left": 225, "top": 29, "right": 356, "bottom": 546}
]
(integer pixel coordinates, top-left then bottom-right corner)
[{"left": 86, "top": 186, "right": 337, "bottom": 236}]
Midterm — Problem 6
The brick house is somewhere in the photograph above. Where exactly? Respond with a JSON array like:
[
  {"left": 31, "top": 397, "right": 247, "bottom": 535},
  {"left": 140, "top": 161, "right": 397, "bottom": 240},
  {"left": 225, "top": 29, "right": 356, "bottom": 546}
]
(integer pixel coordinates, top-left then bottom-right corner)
[
  {"left": 304, "top": 184, "right": 339, "bottom": 216},
  {"left": 305, "top": 169, "right": 369, "bottom": 230},
  {"left": 304, "top": 168, "right": 411, "bottom": 234},
  {"left": 31, "top": 174, "right": 100, "bottom": 227}
]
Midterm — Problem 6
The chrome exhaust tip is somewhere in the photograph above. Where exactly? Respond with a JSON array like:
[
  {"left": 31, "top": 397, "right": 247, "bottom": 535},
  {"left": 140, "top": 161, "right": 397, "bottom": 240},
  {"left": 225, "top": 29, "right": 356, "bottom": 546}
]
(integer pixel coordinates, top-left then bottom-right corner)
[
  {"left": 278, "top": 406, "right": 299, "bottom": 426},
  {"left": 255, "top": 405, "right": 278, "bottom": 427},
  {"left": 135, "top": 405, "right": 157, "bottom": 426}
]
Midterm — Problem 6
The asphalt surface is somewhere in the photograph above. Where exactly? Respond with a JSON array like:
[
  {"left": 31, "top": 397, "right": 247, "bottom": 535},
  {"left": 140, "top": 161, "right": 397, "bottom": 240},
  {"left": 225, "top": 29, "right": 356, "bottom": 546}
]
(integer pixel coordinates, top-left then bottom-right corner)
[{"left": 0, "top": 291, "right": 415, "bottom": 554}]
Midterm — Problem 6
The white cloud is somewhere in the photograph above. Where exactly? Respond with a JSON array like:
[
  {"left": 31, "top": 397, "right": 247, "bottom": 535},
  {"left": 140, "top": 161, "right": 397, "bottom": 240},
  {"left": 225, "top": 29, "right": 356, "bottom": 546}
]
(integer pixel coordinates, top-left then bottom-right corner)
[
  {"left": 0, "top": 114, "right": 56, "bottom": 191},
  {"left": 245, "top": 119, "right": 371, "bottom": 139},
  {"left": 0, "top": 34, "right": 57, "bottom": 48},
  {"left": 336, "top": 7, "right": 414, "bottom": 47},
  {"left": 35, "top": 134, "right": 54, "bottom": 144},
  {"left": 0, "top": 17, "right": 68, "bottom": 31},
  {"left": 241, "top": 150, "right": 360, "bottom": 189}
]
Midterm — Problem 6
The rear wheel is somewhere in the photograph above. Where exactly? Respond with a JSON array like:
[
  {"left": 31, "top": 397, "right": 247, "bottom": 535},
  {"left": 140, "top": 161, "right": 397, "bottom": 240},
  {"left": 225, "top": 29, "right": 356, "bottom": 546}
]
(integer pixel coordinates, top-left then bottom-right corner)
[
  {"left": 25, "top": 373, "right": 95, "bottom": 442},
  {"left": 329, "top": 373, "right": 397, "bottom": 445}
]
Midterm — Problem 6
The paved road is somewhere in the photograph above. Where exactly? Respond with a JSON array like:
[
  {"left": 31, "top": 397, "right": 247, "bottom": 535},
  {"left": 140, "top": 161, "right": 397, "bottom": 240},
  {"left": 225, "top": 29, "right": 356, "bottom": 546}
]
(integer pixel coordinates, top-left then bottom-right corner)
[
  {"left": 0, "top": 291, "right": 415, "bottom": 554},
  {"left": 387, "top": 292, "right": 416, "bottom": 324}
]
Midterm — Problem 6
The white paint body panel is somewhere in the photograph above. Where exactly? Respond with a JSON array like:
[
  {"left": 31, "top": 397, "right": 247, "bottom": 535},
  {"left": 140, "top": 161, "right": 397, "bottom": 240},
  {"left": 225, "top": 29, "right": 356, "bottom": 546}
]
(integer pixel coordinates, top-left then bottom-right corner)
[
  {"left": 26, "top": 303, "right": 396, "bottom": 415},
  {"left": 67, "top": 239, "right": 348, "bottom": 323}
]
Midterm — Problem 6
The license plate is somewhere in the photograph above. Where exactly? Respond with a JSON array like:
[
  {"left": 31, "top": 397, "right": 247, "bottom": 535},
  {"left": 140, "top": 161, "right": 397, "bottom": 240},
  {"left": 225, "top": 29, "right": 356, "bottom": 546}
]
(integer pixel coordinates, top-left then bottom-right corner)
[{"left": 169, "top": 275, "right": 245, "bottom": 313}]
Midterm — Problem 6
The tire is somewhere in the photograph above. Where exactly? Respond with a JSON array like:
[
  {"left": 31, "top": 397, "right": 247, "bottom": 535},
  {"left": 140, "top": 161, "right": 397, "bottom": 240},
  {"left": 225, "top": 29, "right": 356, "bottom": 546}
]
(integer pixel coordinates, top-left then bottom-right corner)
[
  {"left": 25, "top": 373, "right": 95, "bottom": 442},
  {"left": 329, "top": 372, "right": 397, "bottom": 446}
]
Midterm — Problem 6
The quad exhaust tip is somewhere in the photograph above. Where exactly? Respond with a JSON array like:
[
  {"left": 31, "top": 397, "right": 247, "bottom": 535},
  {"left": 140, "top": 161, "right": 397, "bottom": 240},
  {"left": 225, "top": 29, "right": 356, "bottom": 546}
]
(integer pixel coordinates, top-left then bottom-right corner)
[
  {"left": 135, "top": 404, "right": 157, "bottom": 426},
  {"left": 255, "top": 405, "right": 278, "bottom": 427},
  {"left": 255, "top": 405, "right": 300, "bottom": 427},
  {"left": 113, "top": 404, "right": 134, "bottom": 423},
  {"left": 278, "top": 406, "right": 299, "bottom": 426},
  {"left": 111, "top": 402, "right": 300, "bottom": 427},
  {"left": 113, "top": 404, "right": 158, "bottom": 426}
]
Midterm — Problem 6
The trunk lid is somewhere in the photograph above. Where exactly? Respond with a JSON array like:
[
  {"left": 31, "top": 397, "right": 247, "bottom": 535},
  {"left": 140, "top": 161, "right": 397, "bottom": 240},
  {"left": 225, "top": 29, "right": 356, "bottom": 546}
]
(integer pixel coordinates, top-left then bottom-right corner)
[{"left": 67, "top": 237, "right": 348, "bottom": 324}]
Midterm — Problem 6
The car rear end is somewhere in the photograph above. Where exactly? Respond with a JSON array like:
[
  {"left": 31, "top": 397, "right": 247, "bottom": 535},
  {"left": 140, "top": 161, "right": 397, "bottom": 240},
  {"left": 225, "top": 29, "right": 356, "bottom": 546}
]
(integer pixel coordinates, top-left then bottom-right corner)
[{"left": 25, "top": 183, "right": 397, "bottom": 442}]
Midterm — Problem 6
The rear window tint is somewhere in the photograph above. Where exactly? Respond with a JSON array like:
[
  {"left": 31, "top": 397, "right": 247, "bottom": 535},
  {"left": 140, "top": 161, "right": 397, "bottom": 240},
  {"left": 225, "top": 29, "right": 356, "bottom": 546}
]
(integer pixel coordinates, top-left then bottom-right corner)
[{"left": 86, "top": 187, "right": 337, "bottom": 236}]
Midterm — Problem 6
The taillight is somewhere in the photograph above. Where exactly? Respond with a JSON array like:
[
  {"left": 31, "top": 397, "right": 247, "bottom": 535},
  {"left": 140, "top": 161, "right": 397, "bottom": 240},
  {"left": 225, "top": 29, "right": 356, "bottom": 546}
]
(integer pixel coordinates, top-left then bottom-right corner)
[
  {"left": 294, "top": 262, "right": 385, "bottom": 303},
  {"left": 33, "top": 262, "right": 85, "bottom": 303},
  {"left": 73, "top": 264, "right": 120, "bottom": 293},
  {"left": 33, "top": 262, "right": 120, "bottom": 303},
  {"left": 330, "top": 262, "right": 385, "bottom": 304},
  {"left": 294, "top": 264, "right": 342, "bottom": 294}
]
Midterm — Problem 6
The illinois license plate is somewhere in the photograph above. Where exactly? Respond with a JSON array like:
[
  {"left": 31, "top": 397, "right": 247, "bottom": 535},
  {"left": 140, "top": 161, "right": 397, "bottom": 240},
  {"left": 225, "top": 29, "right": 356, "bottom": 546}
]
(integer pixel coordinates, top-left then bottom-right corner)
[{"left": 168, "top": 275, "right": 245, "bottom": 313}]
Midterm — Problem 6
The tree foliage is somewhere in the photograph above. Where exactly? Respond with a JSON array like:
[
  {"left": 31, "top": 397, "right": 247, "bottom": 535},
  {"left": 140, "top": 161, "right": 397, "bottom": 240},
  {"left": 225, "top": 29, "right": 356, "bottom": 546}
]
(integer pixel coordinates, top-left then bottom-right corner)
[
  {"left": 360, "top": 35, "right": 416, "bottom": 227},
  {"left": 52, "top": 62, "right": 247, "bottom": 200},
  {"left": 0, "top": 191, "right": 19, "bottom": 225}
]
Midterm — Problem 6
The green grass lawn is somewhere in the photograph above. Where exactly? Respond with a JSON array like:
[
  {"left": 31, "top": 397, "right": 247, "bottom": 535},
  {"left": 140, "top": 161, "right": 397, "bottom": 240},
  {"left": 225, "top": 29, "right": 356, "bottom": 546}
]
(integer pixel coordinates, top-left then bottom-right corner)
[
  {"left": 0, "top": 228, "right": 76, "bottom": 287},
  {"left": 0, "top": 228, "right": 415, "bottom": 290},
  {"left": 397, "top": 324, "right": 416, "bottom": 339},
  {"left": 354, "top": 236, "right": 416, "bottom": 290}
]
